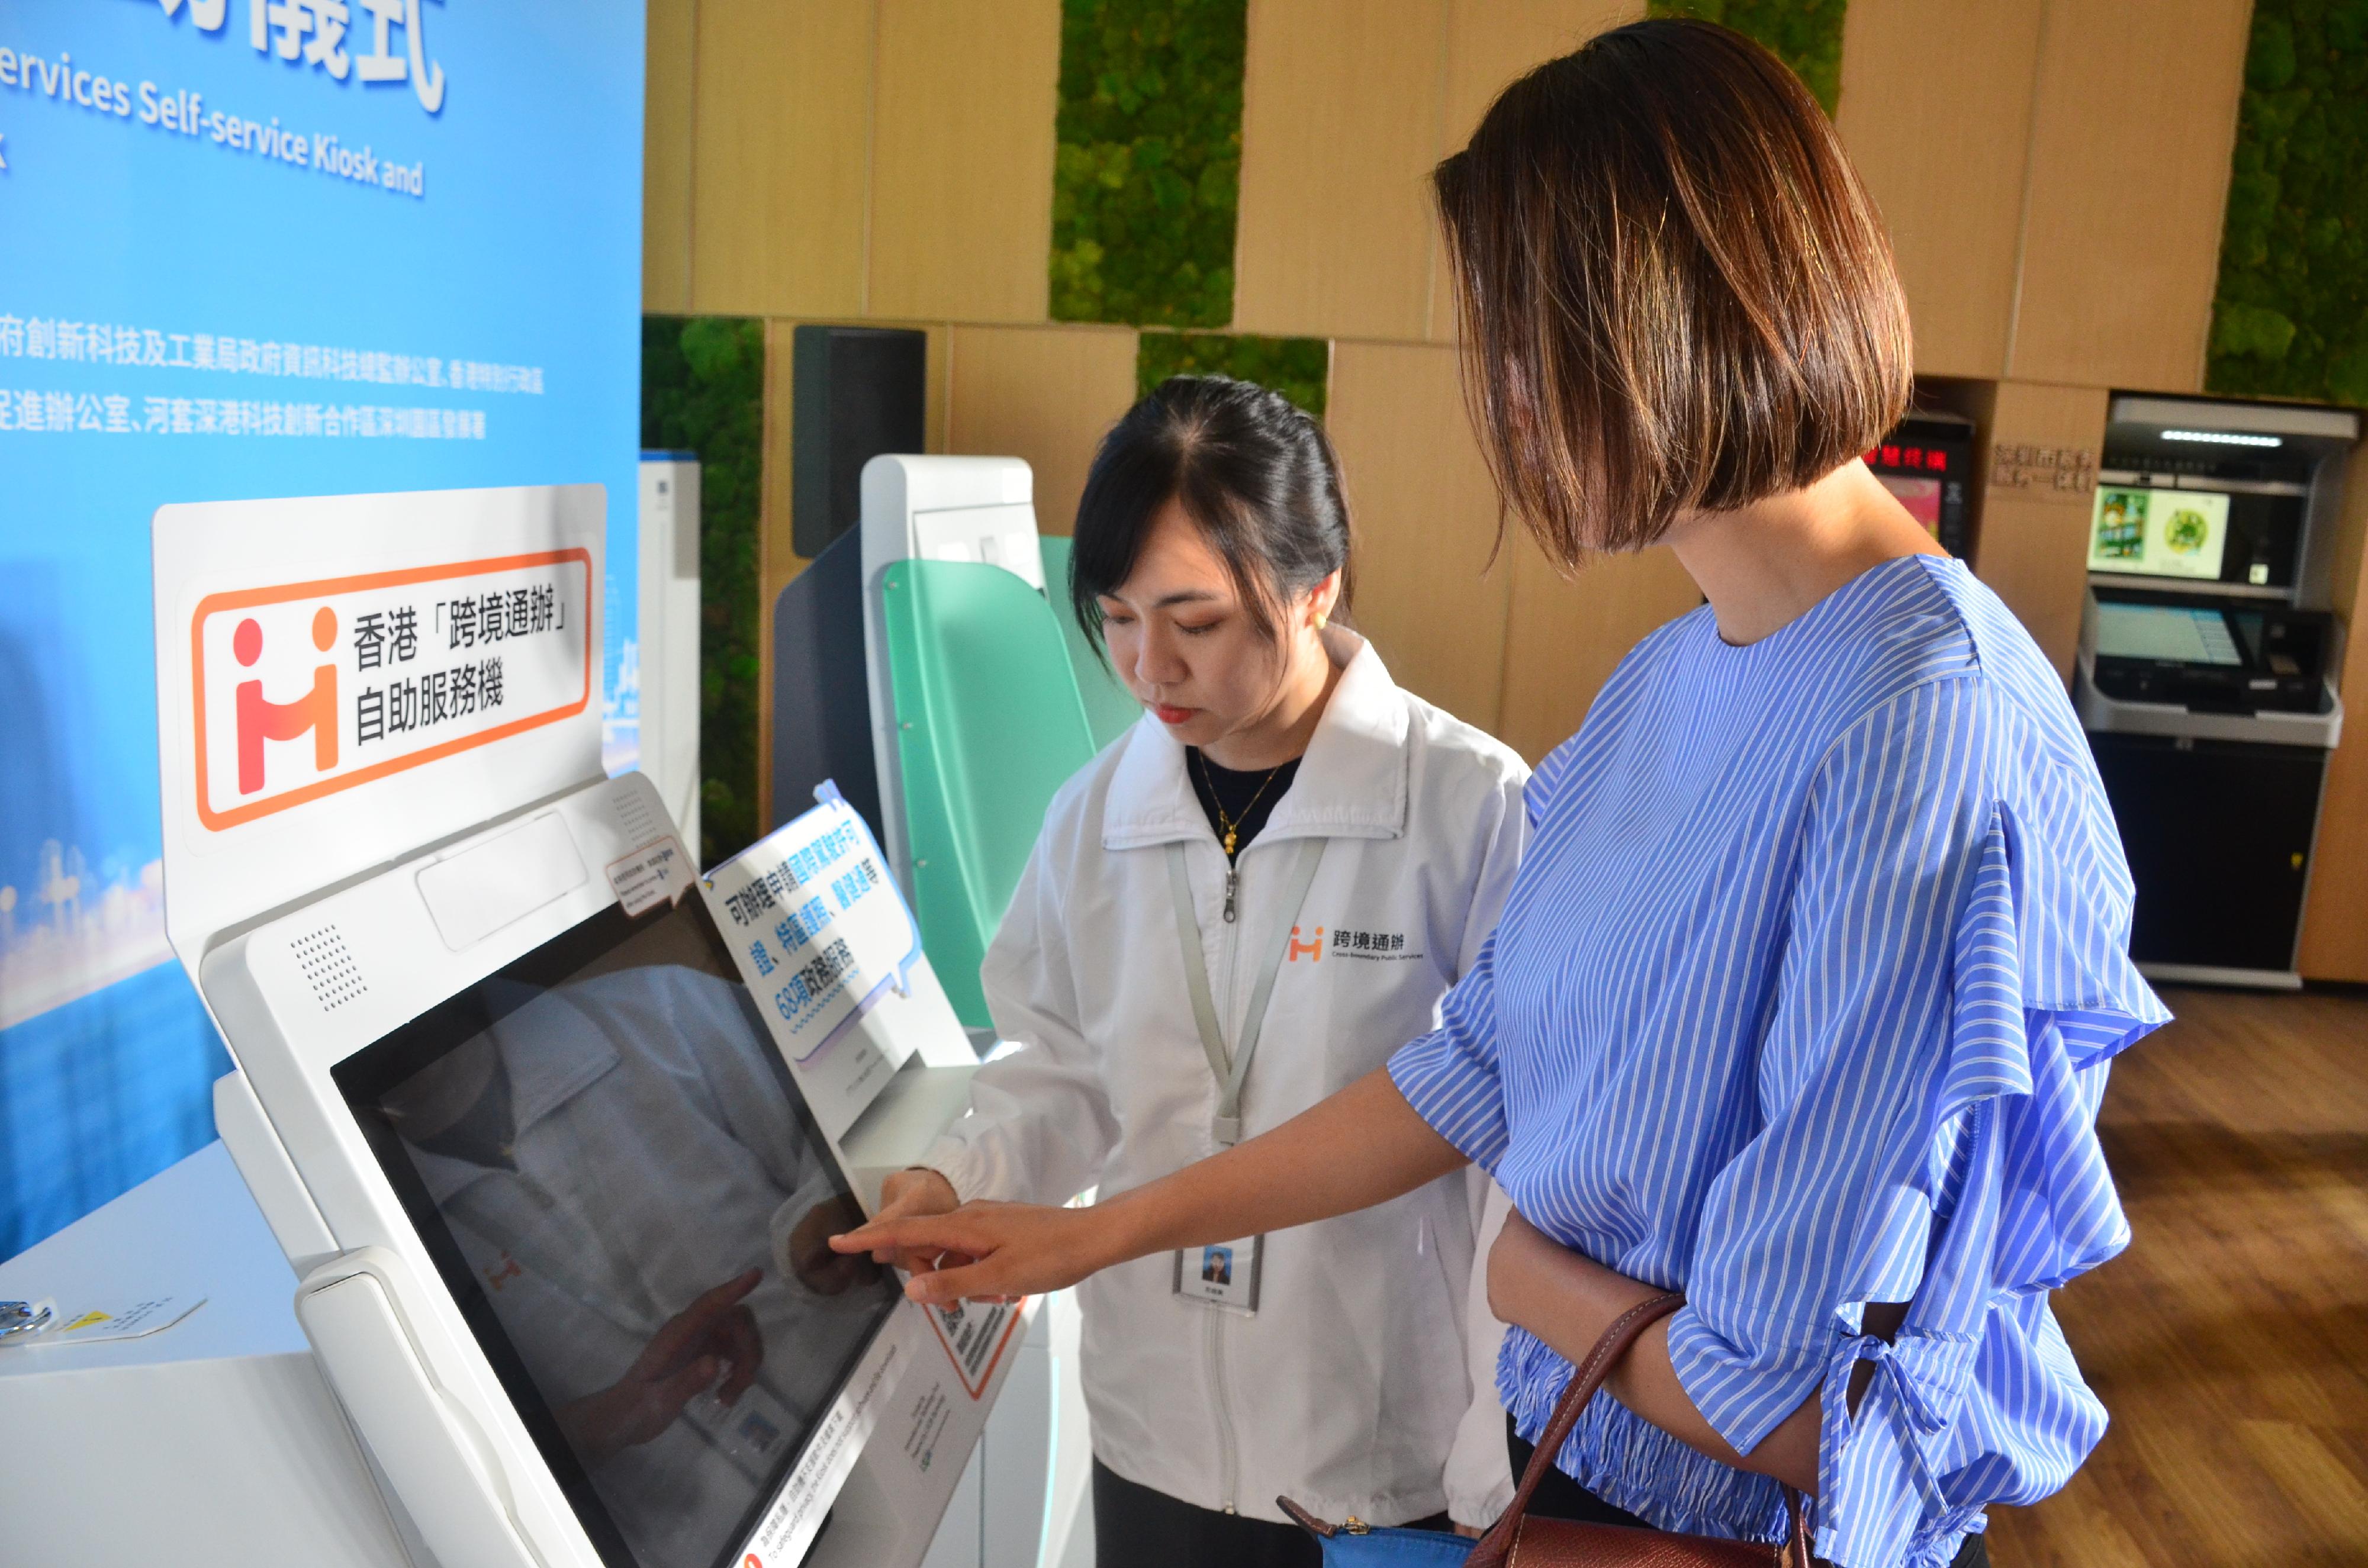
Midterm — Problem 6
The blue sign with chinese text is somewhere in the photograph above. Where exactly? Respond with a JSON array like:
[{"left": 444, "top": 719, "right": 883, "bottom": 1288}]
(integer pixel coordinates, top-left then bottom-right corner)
[{"left": 0, "top": 0, "right": 644, "bottom": 1257}]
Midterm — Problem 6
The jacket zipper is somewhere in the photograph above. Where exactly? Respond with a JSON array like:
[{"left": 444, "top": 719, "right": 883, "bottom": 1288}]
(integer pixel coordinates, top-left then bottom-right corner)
[
  {"left": 1210, "top": 836, "right": 1246, "bottom": 1511},
  {"left": 1206, "top": 1300, "right": 1241, "bottom": 1512}
]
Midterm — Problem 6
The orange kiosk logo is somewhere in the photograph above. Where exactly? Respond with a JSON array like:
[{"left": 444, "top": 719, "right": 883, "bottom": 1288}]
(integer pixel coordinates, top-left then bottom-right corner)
[
  {"left": 191, "top": 548, "right": 592, "bottom": 830},
  {"left": 231, "top": 606, "right": 342, "bottom": 794}
]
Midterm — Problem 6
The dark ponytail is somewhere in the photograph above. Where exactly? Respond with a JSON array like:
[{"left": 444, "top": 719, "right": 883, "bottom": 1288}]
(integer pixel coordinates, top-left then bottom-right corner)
[{"left": 1069, "top": 375, "right": 1353, "bottom": 647}]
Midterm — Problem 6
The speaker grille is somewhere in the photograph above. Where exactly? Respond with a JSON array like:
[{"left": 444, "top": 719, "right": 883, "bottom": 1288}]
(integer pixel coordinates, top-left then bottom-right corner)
[
  {"left": 291, "top": 923, "right": 366, "bottom": 1012},
  {"left": 615, "top": 786, "right": 661, "bottom": 849}
]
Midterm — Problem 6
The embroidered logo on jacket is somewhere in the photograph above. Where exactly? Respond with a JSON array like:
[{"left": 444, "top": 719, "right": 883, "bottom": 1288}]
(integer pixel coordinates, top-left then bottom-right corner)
[
  {"left": 1287, "top": 925, "right": 1424, "bottom": 962},
  {"left": 1329, "top": 927, "right": 1422, "bottom": 961}
]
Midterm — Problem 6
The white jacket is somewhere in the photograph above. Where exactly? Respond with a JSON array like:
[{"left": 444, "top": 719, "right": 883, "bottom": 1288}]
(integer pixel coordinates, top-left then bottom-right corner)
[{"left": 926, "top": 632, "right": 1527, "bottom": 1527}]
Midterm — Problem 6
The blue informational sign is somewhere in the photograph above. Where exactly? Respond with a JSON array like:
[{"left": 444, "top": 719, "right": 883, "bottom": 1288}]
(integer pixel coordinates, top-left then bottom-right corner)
[{"left": 0, "top": 0, "right": 644, "bottom": 1256}]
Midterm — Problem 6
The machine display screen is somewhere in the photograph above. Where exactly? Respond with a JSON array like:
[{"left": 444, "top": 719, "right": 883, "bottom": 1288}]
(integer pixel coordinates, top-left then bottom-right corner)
[
  {"left": 2087, "top": 485, "right": 2231, "bottom": 580},
  {"left": 336, "top": 890, "right": 901, "bottom": 1568},
  {"left": 2094, "top": 601, "right": 2242, "bottom": 666},
  {"left": 1873, "top": 473, "right": 1942, "bottom": 533}
]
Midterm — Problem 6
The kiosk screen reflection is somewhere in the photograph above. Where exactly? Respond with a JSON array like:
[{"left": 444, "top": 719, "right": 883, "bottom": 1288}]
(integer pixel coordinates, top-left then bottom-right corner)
[{"left": 336, "top": 887, "right": 899, "bottom": 1568}]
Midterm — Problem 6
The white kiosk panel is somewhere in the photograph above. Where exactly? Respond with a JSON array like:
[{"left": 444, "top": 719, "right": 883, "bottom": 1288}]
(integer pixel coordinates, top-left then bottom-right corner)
[
  {"left": 152, "top": 488, "right": 1021, "bottom": 1568},
  {"left": 153, "top": 485, "right": 612, "bottom": 997}
]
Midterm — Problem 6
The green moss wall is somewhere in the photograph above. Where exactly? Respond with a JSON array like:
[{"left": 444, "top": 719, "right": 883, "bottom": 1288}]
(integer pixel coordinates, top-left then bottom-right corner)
[
  {"left": 1646, "top": 0, "right": 1847, "bottom": 114},
  {"left": 1136, "top": 331, "right": 1329, "bottom": 417},
  {"left": 2208, "top": 1, "right": 2368, "bottom": 406},
  {"left": 1049, "top": 0, "right": 1247, "bottom": 329},
  {"left": 639, "top": 316, "right": 765, "bottom": 866}
]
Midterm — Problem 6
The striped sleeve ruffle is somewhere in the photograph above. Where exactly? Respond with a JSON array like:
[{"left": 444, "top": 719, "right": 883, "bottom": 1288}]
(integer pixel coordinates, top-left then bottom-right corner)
[
  {"left": 1662, "top": 681, "right": 2167, "bottom": 1568},
  {"left": 1807, "top": 803, "right": 2165, "bottom": 1568}
]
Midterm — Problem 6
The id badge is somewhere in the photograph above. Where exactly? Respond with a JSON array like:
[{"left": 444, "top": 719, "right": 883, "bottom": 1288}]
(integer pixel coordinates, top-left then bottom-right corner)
[{"left": 1172, "top": 1234, "right": 1262, "bottom": 1316}]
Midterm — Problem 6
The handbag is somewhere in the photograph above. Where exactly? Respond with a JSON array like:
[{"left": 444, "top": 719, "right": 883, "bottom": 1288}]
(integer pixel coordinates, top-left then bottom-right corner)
[{"left": 1279, "top": 1293, "right": 1810, "bottom": 1567}]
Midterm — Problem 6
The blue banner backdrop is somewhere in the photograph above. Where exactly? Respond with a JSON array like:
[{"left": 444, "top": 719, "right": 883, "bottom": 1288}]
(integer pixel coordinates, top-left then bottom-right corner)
[{"left": 0, "top": 0, "right": 644, "bottom": 1257}]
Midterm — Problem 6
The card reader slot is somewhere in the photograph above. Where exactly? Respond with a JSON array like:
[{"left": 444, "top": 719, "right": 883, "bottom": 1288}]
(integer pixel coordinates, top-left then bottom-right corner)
[{"left": 417, "top": 812, "right": 589, "bottom": 953}]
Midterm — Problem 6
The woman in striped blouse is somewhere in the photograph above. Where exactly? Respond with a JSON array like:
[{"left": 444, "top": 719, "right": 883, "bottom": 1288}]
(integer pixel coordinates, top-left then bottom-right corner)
[{"left": 836, "top": 21, "right": 2167, "bottom": 1567}]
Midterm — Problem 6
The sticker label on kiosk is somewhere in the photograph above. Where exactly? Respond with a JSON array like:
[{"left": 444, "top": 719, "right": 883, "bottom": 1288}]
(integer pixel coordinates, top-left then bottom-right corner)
[
  {"left": 922, "top": 1297, "right": 1025, "bottom": 1399},
  {"left": 605, "top": 835, "right": 689, "bottom": 917}
]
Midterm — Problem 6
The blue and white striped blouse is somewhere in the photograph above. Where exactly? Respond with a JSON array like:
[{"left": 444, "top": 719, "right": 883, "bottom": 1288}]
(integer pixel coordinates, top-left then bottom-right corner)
[{"left": 1391, "top": 555, "right": 2168, "bottom": 1568}]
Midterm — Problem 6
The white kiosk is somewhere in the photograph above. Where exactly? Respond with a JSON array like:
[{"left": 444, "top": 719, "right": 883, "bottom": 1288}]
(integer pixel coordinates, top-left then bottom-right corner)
[
  {"left": 855, "top": 453, "right": 1050, "bottom": 895},
  {"left": 72, "top": 484, "right": 1027, "bottom": 1568},
  {"left": 636, "top": 453, "right": 705, "bottom": 856}
]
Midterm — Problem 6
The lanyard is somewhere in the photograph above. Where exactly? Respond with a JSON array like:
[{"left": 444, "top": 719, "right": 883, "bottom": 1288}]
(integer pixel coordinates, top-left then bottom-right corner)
[{"left": 1164, "top": 836, "right": 1327, "bottom": 1147}]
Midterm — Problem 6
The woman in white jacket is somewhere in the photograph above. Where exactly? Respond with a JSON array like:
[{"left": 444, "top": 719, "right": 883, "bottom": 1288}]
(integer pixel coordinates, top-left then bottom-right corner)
[{"left": 854, "top": 377, "right": 1527, "bottom": 1566}]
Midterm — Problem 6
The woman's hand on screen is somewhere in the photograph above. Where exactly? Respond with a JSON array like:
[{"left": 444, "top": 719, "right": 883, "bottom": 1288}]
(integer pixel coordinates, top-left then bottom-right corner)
[
  {"left": 830, "top": 1199, "right": 1109, "bottom": 1305},
  {"left": 851, "top": 1168, "right": 967, "bottom": 1276}
]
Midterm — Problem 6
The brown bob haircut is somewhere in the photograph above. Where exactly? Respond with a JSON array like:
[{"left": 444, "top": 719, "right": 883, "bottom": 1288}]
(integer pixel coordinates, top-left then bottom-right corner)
[{"left": 1433, "top": 19, "right": 1912, "bottom": 565}]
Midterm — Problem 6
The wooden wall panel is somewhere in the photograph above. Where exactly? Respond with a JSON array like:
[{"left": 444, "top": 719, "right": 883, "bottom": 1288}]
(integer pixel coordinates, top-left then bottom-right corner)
[
  {"left": 1325, "top": 341, "right": 1516, "bottom": 732},
  {"left": 1498, "top": 542, "right": 1702, "bottom": 763},
  {"left": 644, "top": 0, "right": 699, "bottom": 314},
  {"left": 1967, "top": 379, "right": 2108, "bottom": 676},
  {"left": 2006, "top": 0, "right": 2251, "bottom": 391},
  {"left": 869, "top": 1, "right": 1061, "bottom": 324},
  {"left": 1835, "top": 0, "right": 2044, "bottom": 379},
  {"left": 2299, "top": 477, "right": 2368, "bottom": 980},
  {"left": 944, "top": 325, "right": 1138, "bottom": 538},
  {"left": 1428, "top": 0, "right": 1642, "bottom": 341},
  {"left": 1233, "top": 0, "right": 1448, "bottom": 342},
  {"left": 689, "top": 0, "right": 873, "bottom": 318}
]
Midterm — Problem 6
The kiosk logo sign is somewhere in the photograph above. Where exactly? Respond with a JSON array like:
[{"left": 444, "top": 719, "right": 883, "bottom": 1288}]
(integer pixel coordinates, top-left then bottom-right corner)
[{"left": 189, "top": 549, "right": 591, "bottom": 829}]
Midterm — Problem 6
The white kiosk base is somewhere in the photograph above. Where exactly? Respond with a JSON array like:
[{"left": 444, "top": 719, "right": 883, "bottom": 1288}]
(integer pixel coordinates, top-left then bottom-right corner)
[
  {"left": 0, "top": 1141, "right": 419, "bottom": 1568},
  {"left": 0, "top": 1138, "right": 1089, "bottom": 1568}
]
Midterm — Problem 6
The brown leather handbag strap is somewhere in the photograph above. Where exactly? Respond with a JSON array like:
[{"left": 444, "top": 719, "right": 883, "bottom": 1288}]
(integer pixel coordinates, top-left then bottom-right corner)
[
  {"left": 1466, "top": 1291, "right": 1812, "bottom": 1568},
  {"left": 1466, "top": 1292, "right": 1682, "bottom": 1568}
]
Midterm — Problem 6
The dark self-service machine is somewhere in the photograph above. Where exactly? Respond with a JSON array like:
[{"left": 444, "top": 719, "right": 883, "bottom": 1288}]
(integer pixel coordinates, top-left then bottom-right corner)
[{"left": 2076, "top": 394, "right": 2357, "bottom": 987}]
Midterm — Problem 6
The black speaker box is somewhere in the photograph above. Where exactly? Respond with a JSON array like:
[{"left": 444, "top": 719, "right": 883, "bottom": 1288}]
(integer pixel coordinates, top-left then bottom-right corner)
[
  {"left": 770, "top": 527, "right": 883, "bottom": 844},
  {"left": 792, "top": 325, "right": 927, "bottom": 558}
]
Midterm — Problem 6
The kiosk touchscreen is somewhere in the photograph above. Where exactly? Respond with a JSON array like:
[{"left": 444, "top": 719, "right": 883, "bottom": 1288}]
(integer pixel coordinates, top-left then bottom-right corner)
[
  {"left": 333, "top": 878, "right": 902, "bottom": 1568},
  {"left": 2084, "top": 591, "right": 2334, "bottom": 713}
]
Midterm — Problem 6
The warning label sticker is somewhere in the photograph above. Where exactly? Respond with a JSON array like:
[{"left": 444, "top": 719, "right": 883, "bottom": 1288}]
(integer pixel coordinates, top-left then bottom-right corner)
[{"left": 922, "top": 1296, "right": 1025, "bottom": 1400}]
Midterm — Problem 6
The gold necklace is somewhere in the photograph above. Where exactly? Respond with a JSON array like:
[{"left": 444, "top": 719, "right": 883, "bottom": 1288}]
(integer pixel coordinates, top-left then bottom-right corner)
[{"left": 1195, "top": 749, "right": 1289, "bottom": 858}]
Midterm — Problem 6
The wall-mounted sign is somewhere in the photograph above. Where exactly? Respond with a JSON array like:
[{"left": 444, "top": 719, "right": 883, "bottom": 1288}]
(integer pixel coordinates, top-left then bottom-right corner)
[{"left": 0, "top": 1, "right": 644, "bottom": 1257}]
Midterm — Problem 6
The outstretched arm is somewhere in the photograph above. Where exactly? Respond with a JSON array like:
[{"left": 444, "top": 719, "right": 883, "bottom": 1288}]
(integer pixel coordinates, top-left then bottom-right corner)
[{"left": 831, "top": 1065, "right": 1465, "bottom": 1305}]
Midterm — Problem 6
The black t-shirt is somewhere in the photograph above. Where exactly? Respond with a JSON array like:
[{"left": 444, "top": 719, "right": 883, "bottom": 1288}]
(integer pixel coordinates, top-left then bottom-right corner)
[{"left": 1186, "top": 749, "right": 1301, "bottom": 861}]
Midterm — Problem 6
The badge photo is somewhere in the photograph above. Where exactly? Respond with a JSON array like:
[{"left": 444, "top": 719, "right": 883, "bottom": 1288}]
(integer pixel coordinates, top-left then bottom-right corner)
[{"left": 1172, "top": 1234, "right": 1262, "bottom": 1316}]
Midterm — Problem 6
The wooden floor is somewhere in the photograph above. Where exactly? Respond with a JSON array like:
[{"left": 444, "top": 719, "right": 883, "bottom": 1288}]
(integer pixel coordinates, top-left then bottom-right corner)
[{"left": 1987, "top": 985, "right": 2368, "bottom": 1568}]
